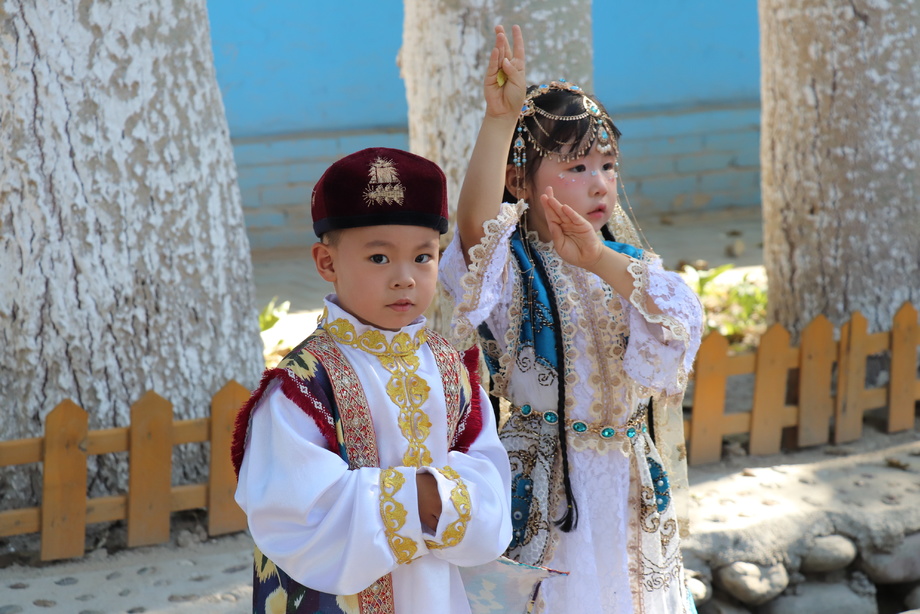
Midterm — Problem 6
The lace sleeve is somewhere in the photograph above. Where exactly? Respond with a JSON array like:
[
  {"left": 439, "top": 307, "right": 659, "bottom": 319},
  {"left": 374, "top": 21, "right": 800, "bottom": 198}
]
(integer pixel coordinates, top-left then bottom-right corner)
[
  {"left": 621, "top": 255, "right": 704, "bottom": 395},
  {"left": 439, "top": 200, "right": 527, "bottom": 346}
]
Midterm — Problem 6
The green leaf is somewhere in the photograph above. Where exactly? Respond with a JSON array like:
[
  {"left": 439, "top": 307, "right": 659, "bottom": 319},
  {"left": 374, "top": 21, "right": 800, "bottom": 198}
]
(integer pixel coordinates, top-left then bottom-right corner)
[{"left": 258, "top": 296, "right": 291, "bottom": 332}]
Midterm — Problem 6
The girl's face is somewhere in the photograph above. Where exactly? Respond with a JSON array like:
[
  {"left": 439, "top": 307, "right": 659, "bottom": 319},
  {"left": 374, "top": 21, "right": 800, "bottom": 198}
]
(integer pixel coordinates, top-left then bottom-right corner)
[{"left": 527, "top": 148, "right": 618, "bottom": 241}]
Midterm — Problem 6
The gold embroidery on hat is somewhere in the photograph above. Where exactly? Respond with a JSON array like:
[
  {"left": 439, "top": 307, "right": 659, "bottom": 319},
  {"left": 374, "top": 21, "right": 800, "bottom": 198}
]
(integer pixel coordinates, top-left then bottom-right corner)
[{"left": 364, "top": 157, "right": 405, "bottom": 206}]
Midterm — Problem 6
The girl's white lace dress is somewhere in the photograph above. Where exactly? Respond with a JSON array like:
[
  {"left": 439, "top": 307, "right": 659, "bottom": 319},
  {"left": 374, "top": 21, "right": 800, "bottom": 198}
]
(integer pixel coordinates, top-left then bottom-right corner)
[{"left": 440, "top": 201, "right": 704, "bottom": 614}]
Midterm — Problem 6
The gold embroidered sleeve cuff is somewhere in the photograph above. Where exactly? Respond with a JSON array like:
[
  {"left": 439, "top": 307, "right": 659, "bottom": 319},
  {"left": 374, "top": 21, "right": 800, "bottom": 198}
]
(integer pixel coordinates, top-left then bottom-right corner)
[
  {"left": 423, "top": 466, "right": 472, "bottom": 550},
  {"left": 379, "top": 467, "right": 426, "bottom": 565}
]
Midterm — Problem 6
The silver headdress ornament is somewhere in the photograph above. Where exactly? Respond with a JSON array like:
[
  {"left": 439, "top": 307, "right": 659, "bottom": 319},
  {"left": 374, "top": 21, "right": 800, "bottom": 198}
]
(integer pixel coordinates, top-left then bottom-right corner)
[
  {"left": 512, "top": 79, "right": 621, "bottom": 171},
  {"left": 513, "top": 79, "right": 650, "bottom": 251}
]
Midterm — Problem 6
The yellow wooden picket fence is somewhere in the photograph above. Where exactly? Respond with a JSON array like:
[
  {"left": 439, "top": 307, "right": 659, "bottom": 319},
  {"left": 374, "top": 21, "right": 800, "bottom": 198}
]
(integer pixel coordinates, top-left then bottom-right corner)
[
  {"left": 0, "top": 303, "right": 917, "bottom": 562},
  {"left": 688, "top": 302, "right": 919, "bottom": 464},
  {"left": 0, "top": 381, "right": 249, "bottom": 562}
]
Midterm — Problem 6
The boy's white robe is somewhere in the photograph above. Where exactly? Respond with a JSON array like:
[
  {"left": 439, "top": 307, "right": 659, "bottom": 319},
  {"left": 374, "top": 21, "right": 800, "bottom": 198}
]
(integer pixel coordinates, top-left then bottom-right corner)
[{"left": 235, "top": 298, "right": 512, "bottom": 614}]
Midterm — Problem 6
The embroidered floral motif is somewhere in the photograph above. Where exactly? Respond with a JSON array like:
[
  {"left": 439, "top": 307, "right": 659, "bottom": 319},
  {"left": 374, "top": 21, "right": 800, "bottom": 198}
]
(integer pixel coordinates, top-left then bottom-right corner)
[
  {"left": 426, "top": 466, "right": 471, "bottom": 549},
  {"left": 640, "top": 548, "right": 683, "bottom": 593},
  {"left": 379, "top": 468, "right": 417, "bottom": 564},
  {"left": 364, "top": 157, "right": 405, "bottom": 206},
  {"left": 325, "top": 317, "right": 433, "bottom": 467},
  {"left": 325, "top": 317, "right": 427, "bottom": 356}
]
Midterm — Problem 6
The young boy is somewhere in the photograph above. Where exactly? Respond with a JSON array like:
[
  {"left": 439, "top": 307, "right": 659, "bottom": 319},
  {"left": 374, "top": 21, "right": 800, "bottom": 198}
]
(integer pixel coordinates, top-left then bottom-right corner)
[{"left": 231, "top": 147, "right": 512, "bottom": 614}]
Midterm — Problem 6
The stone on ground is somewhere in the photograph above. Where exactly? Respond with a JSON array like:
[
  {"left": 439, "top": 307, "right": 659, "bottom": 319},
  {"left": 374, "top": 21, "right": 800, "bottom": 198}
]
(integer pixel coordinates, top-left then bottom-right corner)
[
  {"left": 715, "top": 561, "right": 788, "bottom": 606},
  {"left": 801, "top": 534, "right": 858, "bottom": 572}
]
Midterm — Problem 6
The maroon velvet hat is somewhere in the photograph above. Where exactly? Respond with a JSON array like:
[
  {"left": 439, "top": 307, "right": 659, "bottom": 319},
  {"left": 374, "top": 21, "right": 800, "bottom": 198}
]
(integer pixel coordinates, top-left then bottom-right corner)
[{"left": 311, "top": 147, "right": 449, "bottom": 237}]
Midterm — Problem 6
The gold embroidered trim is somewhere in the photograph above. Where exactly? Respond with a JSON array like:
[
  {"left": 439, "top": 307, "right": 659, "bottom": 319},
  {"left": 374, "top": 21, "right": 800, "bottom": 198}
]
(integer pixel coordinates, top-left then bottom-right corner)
[
  {"left": 358, "top": 575, "right": 396, "bottom": 614},
  {"left": 425, "top": 466, "right": 471, "bottom": 550},
  {"left": 379, "top": 468, "right": 417, "bottom": 564},
  {"left": 325, "top": 316, "right": 427, "bottom": 356},
  {"left": 364, "top": 156, "right": 405, "bottom": 206},
  {"left": 452, "top": 200, "right": 528, "bottom": 345},
  {"left": 532, "top": 239, "right": 582, "bottom": 429},
  {"left": 325, "top": 317, "right": 433, "bottom": 467},
  {"left": 426, "top": 331, "right": 463, "bottom": 445},
  {"left": 306, "top": 332, "right": 378, "bottom": 468},
  {"left": 570, "top": 264, "right": 629, "bottom": 428},
  {"left": 281, "top": 332, "right": 398, "bottom": 613}
]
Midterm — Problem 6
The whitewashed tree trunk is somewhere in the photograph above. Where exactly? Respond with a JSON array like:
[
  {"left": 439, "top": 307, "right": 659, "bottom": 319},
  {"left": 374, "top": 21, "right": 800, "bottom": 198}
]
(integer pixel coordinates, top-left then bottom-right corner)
[
  {"left": 0, "top": 1, "right": 264, "bottom": 509},
  {"left": 401, "top": 0, "right": 593, "bottom": 330},
  {"left": 759, "top": 0, "right": 920, "bottom": 338}
]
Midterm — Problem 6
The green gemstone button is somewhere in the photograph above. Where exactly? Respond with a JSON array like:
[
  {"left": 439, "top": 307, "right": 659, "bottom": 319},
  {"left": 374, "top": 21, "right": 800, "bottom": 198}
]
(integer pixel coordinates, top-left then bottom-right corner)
[
  {"left": 572, "top": 421, "right": 587, "bottom": 433},
  {"left": 626, "top": 427, "right": 637, "bottom": 438},
  {"left": 544, "top": 412, "right": 559, "bottom": 424},
  {"left": 521, "top": 404, "right": 532, "bottom": 415},
  {"left": 601, "top": 427, "right": 615, "bottom": 438}
]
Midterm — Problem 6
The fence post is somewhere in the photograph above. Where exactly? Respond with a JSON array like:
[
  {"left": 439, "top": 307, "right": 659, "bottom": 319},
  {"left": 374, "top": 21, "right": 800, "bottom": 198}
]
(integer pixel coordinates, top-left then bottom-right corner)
[
  {"left": 889, "top": 302, "right": 919, "bottom": 433},
  {"left": 41, "top": 400, "right": 88, "bottom": 561},
  {"left": 749, "top": 323, "right": 791, "bottom": 456},
  {"left": 208, "top": 380, "right": 250, "bottom": 536},
  {"left": 689, "top": 333, "right": 729, "bottom": 465},
  {"left": 797, "top": 315, "right": 835, "bottom": 447},
  {"left": 835, "top": 312, "right": 868, "bottom": 443},
  {"left": 127, "top": 391, "right": 173, "bottom": 547}
]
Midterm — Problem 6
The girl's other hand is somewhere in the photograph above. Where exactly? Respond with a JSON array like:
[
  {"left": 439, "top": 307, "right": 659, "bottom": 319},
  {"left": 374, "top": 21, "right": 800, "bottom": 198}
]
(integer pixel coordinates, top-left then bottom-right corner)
[
  {"left": 484, "top": 24, "right": 526, "bottom": 120},
  {"left": 542, "top": 187, "right": 604, "bottom": 270}
]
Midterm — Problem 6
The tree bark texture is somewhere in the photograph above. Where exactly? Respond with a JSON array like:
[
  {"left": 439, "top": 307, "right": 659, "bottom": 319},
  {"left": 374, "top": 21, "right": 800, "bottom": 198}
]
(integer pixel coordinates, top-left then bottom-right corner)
[
  {"left": 760, "top": 0, "right": 920, "bottom": 338},
  {"left": 0, "top": 1, "right": 264, "bottom": 508},
  {"left": 402, "top": 0, "right": 593, "bottom": 218},
  {"left": 401, "top": 0, "right": 593, "bottom": 331}
]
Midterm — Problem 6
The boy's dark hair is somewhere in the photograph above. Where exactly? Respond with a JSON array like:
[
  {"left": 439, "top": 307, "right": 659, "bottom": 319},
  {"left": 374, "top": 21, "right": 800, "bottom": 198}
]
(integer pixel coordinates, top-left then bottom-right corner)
[
  {"left": 320, "top": 229, "right": 342, "bottom": 246},
  {"left": 503, "top": 85, "right": 621, "bottom": 203}
]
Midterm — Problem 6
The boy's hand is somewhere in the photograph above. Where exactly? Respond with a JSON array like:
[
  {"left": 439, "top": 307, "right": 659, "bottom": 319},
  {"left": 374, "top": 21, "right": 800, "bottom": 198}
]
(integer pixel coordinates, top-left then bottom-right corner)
[
  {"left": 484, "top": 24, "right": 526, "bottom": 120},
  {"left": 416, "top": 472, "right": 442, "bottom": 532},
  {"left": 542, "top": 187, "right": 605, "bottom": 270}
]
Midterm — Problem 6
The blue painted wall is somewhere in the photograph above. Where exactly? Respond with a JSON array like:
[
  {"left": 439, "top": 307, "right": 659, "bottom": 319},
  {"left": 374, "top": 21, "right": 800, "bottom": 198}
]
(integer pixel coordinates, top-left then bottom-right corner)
[
  {"left": 207, "top": 1, "right": 760, "bottom": 250},
  {"left": 593, "top": 4, "right": 761, "bottom": 218},
  {"left": 208, "top": 2, "right": 408, "bottom": 136}
]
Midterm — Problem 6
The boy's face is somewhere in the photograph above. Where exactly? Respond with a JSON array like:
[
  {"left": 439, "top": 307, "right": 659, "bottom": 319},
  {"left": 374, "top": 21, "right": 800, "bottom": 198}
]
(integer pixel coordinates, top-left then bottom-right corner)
[{"left": 312, "top": 225, "right": 440, "bottom": 331}]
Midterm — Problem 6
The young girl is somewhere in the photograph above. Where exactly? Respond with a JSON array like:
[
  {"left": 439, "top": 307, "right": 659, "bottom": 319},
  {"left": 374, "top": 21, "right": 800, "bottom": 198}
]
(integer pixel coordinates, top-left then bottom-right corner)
[{"left": 439, "top": 25, "right": 703, "bottom": 613}]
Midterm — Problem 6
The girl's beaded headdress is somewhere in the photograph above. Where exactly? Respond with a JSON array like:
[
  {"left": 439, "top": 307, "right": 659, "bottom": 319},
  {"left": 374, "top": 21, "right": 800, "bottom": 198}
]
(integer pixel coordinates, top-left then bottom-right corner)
[
  {"left": 512, "top": 79, "right": 622, "bottom": 175},
  {"left": 512, "top": 80, "right": 649, "bottom": 251}
]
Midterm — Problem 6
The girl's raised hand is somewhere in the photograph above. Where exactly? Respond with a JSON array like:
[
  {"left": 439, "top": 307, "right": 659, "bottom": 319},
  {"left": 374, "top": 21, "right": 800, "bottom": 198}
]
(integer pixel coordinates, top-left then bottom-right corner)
[
  {"left": 484, "top": 25, "right": 525, "bottom": 119},
  {"left": 541, "top": 187, "right": 605, "bottom": 270}
]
